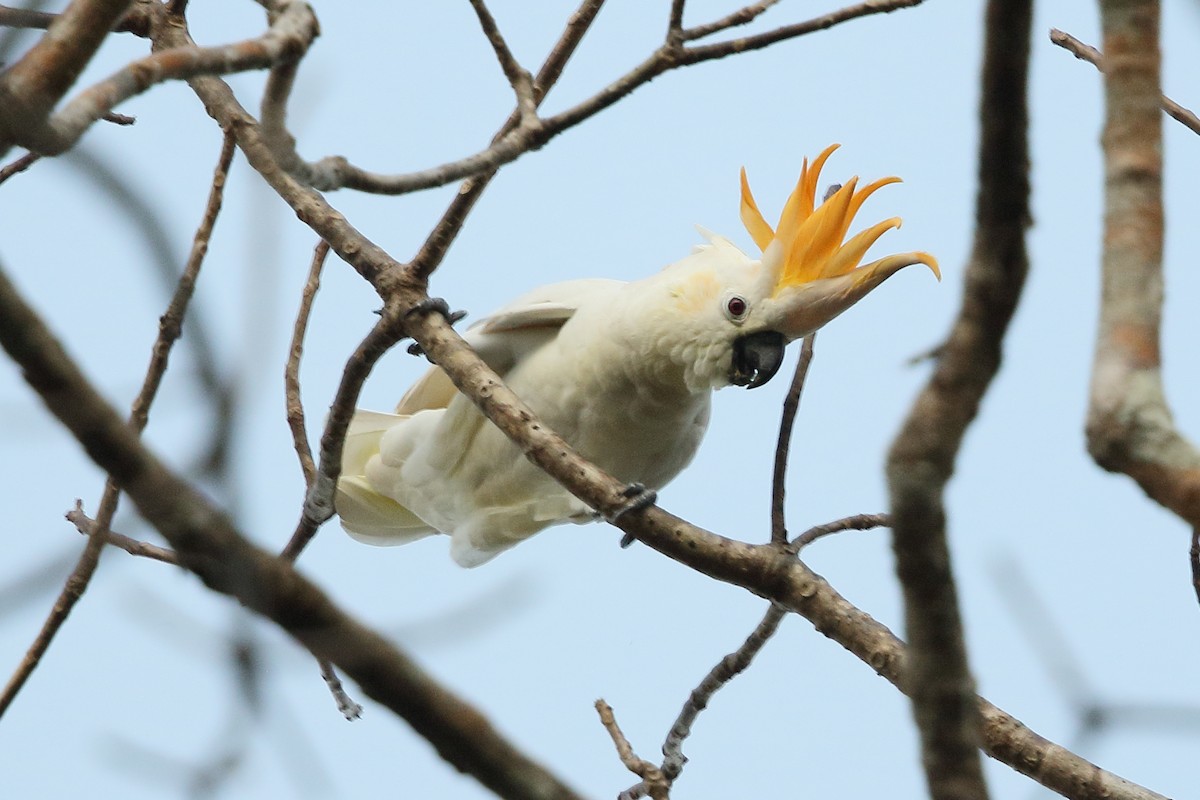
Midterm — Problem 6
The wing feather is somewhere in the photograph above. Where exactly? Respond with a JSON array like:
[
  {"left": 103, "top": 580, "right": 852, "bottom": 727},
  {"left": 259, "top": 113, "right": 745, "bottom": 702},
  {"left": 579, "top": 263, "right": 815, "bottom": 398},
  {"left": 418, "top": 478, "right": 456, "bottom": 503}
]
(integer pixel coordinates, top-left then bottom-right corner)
[{"left": 396, "top": 279, "right": 626, "bottom": 415}]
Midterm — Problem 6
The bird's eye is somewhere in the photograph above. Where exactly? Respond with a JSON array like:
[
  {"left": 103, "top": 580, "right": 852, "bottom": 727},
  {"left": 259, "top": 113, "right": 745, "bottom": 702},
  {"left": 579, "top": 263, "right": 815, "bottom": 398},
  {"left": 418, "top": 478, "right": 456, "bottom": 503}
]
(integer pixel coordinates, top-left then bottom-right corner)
[{"left": 724, "top": 295, "right": 749, "bottom": 322}]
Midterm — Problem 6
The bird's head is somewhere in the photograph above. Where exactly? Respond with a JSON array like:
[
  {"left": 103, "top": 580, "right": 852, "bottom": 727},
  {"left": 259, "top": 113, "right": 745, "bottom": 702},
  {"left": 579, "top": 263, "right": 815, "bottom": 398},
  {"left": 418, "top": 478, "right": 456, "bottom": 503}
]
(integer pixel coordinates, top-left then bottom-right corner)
[{"left": 648, "top": 144, "right": 939, "bottom": 391}]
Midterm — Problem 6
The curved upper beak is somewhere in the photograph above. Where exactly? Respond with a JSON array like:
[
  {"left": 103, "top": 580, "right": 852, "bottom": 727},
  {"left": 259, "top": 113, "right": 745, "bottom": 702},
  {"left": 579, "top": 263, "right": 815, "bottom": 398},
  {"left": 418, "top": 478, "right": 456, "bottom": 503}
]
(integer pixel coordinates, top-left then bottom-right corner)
[{"left": 768, "top": 251, "right": 939, "bottom": 341}]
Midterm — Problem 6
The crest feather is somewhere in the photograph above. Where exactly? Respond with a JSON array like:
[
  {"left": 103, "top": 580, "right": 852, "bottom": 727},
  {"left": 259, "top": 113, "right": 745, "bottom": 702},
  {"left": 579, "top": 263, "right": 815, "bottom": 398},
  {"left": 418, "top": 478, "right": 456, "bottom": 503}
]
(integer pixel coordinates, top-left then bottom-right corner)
[{"left": 738, "top": 145, "right": 939, "bottom": 293}]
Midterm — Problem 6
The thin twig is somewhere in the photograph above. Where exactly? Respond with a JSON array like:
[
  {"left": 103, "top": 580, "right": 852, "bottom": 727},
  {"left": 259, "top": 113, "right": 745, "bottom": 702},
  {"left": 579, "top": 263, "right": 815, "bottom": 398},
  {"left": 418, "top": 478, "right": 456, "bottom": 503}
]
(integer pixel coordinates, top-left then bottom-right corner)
[
  {"left": 66, "top": 501, "right": 180, "bottom": 565},
  {"left": 770, "top": 335, "right": 816, "bottom": 544},
  {"left": 789, "top": 512, "right": 891, "bottom": 552},
  {"left": 0, "top": 132, "right": 235, "bottom": 718},
  {"left": 279, "top": 310, "right": 405, "bottom": 562},
  {"left": 409, "top": 0, "right": 607, "bottom": 279},
  {"left": 0, "top": 150, "right": 39, "bottom": 185},
  {"left": 1050, "top": 28, "right": 1200, "bottom": 136},
  {"left": 681, "top": 0, "right": 781, "bottom": 41},
  {"left": 596, "top": 700, "right": 669, "bottom": 800},
  {"left": 621, "top": 510, "right": 887, "bottom": 799},
  {"left": 285, "top": 239, "right": 328, "bottom": 489},
  {"left": 319, "top": 658, "right": 363, "bottom": 720},
  {"left": 467, "top": 0, "right": 536, "bottom": 111},
  {"left": 664, "top": 605, "right": 785, "bottom": 777},
  {"left": 263, "top": 0, "right": 925, "bottom": 197}
]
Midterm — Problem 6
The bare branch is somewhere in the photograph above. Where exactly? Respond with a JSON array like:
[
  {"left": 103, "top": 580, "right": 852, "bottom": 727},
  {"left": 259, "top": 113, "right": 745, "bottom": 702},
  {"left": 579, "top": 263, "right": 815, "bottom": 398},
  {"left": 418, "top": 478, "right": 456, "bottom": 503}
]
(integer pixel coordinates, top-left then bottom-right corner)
[
  {"left": 883, "top": 0, "right": 1032, "bottom": 796},
  {"left": 789, "top": 512, "right": 891, "bottom": 552},
  {"left": 285, "top": 239, "right": 328, "bottom": 489},
  {"left": 680, "top": 0, "right": 924, "bottom": 61},
  {"left": 409, "top": 0, "right": 607, "bottom": 279},
  {"left": 319, "top": 658, "right": 363, "bottom": 721},
  {"left": 680, "top": 0, "right": 781, "bottom": 41},
  {"left": 0, "top": 264, "right": 587, "bottom": 800},
  {"left": 1050, "top": 28, "right": 1200, "bottom": 136},
  {"left": 770, "top": 335, "right": 815, "bottom": 544},
  {"left": 0, "top": 2, "right": 152, "bottom": 35},
  {"left": 0, "top": 149, "right": 38, "bottom": 184},
  {"left": 639, "top": 604, "right": 786, "bottom": 797},
  {"left": 1084, "top": 2, "right": 1200, "bottom": 529},
  {"left": 67, "top": 501, "right": 179, "bottom": 565},
  {"left": 596, "top": 700, "right": 668, "bottom": 800},
  {"left": 466, "top": 0, "right": 535, "bottom": 111},
  {"left": 0, "top": 131, "right": 234, "bottom": 718},
  {"left": 0, "top": 0, "right": 133, "bottom": 147},
  {"left": 262, "top": 0, "right": 924, "bottom": 196},
  {"left": 667, "top": 0, "right": 686, "bottom": 40},
  {"left": 0, "top": 0, "right": 319, "bottom": 157},
  {"left": 280, "top": 309, "right": 405, "bottom": 562}
]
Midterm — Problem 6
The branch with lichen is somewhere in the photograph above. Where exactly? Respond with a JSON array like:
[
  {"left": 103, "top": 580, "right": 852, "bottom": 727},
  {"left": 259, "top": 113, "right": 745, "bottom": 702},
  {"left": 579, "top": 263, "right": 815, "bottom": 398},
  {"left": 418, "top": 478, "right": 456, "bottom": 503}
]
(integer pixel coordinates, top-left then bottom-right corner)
[{"left": 1082, "top": 0, "right": 1200, "bottom": 535}]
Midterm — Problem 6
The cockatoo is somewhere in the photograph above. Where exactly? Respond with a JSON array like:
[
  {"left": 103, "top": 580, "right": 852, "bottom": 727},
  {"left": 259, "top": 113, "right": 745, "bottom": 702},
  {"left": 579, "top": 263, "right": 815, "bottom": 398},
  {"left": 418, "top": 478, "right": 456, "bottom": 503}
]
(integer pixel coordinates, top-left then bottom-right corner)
[{"left": 336, "top": 144, "right": 938, "bottom": 566}]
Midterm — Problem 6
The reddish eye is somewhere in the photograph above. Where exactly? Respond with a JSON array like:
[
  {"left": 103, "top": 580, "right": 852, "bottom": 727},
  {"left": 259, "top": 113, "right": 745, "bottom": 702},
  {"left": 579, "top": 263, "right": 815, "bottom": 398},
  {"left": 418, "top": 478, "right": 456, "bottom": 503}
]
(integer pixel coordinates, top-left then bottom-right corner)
[{"left": 725, "top": 295, "right": 748, "bottom": 320}]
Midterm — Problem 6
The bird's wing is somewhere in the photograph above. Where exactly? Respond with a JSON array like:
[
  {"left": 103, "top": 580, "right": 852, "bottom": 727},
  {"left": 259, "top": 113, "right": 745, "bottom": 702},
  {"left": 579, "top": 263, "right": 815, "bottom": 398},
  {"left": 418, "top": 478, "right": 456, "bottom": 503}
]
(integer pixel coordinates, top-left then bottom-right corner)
[{"left": 395, "top": 279, "right": 625, "bottom": 415}]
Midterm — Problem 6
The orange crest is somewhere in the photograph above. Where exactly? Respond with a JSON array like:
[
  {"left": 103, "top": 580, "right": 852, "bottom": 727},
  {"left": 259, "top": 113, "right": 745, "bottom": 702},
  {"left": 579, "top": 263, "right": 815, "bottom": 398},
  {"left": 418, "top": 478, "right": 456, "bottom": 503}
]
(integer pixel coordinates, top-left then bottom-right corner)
[{"left": 739, "top": 144, "right": 939, "bottom": 292}]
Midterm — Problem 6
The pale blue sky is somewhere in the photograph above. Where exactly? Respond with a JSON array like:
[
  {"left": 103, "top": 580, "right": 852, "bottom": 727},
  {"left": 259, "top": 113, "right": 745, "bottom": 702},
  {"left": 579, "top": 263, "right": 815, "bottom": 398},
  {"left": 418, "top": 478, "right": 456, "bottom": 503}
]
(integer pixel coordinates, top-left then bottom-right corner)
[{"left": 3, "top": 2, "right": 1200, "bottom": 798}]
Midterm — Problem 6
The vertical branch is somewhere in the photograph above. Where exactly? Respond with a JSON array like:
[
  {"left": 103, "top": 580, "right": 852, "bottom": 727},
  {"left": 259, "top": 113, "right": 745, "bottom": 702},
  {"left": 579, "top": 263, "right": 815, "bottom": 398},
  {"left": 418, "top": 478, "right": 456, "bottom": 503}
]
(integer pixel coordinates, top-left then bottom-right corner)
[
  {"left": 770, "top": 336, "right": 816, "bottom": 544},
  {"left": 0, "top": 132, "right": 235, "bottom": 717},
  {"left": 885, "top": 0, "right": 1032, "bottom": 797},
  {"left": 284, "top": 239, "right": 328, "bottom": 488},
  {"left": 1086, "top": 0, "right": 1200, "bottom": 528}
]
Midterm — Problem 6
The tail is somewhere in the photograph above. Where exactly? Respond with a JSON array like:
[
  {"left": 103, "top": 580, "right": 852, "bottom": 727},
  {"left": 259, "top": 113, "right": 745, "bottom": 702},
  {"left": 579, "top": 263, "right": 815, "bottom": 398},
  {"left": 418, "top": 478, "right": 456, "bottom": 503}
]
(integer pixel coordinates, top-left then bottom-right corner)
[{"left": 335, "top": 410, "right": 438, "bottom": 546}]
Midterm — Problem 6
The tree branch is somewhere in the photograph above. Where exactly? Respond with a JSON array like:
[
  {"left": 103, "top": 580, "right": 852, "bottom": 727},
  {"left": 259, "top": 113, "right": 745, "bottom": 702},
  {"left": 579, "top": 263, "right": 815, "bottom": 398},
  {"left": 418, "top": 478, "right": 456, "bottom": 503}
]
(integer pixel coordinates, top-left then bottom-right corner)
[
  {"left": 66, "top": 501, "right": 180, "bottom": 564},
  {"left": 770, "top": 335, "right": 815, "bottom": 544},
  {"left": 884, "top": 0, "right": 1031, "bottom": 797},
  {"left": 284, "top": 239, "right": 327, "bottom": 489},
  {"left": 0, "top": 0, "right": 319, "bottom": 157},
  {"left": 0, "top": 131, "right": 234, "bottom": 718},
  {"left": 0, "top": 262, "right": 586, "bottom": 800},
  {"left": 257, "top": 0, "right": 925, "bottom": 196},
  {"left": 596, "top": 700, "right": 668, "bottom": 800},
  {"left": 680, "top": 0, "right": 781, "bottom": 42},
  {"left": 1084, "top": 0, "right": 1200, "bottom": 530},
  {"left": 1049, "top": 28, "right": 1200, "bottom": 136}
]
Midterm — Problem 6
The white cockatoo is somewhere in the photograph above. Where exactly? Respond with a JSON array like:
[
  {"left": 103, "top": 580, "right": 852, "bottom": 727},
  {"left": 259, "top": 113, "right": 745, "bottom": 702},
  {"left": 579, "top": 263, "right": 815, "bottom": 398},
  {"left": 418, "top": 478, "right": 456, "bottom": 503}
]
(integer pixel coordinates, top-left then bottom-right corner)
[{"left": 336, "top": 145, "right": 939, "bottom": 566}]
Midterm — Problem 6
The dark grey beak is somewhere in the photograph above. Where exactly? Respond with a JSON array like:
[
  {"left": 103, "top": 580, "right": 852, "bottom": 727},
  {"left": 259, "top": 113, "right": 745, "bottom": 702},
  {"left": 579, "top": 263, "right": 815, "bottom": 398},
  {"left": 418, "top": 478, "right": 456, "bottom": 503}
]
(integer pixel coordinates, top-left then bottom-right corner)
[{"left": 730, "top": 331, "right": 785, "bottom": 389}]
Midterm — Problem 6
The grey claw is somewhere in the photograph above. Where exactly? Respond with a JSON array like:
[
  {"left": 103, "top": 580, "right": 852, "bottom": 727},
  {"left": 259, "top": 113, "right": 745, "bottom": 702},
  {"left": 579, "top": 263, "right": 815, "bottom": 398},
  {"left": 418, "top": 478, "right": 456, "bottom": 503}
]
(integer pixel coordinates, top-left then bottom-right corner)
[
  {"left": 609, "top": 483, "right": 656, "bottom": 547},
  {"left": 405, "top": 297, "right": 467, "bottom": 357}
]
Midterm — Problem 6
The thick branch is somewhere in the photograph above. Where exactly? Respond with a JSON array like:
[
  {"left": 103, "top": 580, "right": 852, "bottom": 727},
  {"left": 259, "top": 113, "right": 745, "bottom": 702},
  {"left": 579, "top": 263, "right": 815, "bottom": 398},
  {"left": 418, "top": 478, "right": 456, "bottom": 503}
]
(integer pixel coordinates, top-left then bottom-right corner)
[
  {"left": 884, "top": 0, "right": 1032, "bottom": 797},
  {"left": 0, "top": 264, "right": 585, "bottom": 800},
  {"left": 0, "top": 0, "right": 133, "bottom": 149},
  {"left": 0, "top": 0, "right": 319, "bottom": 157},
  {"left": 1085, "top": 0, "right": 1200, "bottom": 527}
]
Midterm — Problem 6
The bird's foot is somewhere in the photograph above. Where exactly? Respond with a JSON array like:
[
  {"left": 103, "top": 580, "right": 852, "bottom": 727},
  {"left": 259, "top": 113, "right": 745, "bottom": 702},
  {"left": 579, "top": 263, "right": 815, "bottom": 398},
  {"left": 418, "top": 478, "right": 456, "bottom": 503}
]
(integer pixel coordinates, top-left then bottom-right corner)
[
  {"left": 609, "top": 483, "right": 657, "bottom": 548},
  {"left": 405, "top": 297, "right": 468, "bottom": 357}
]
